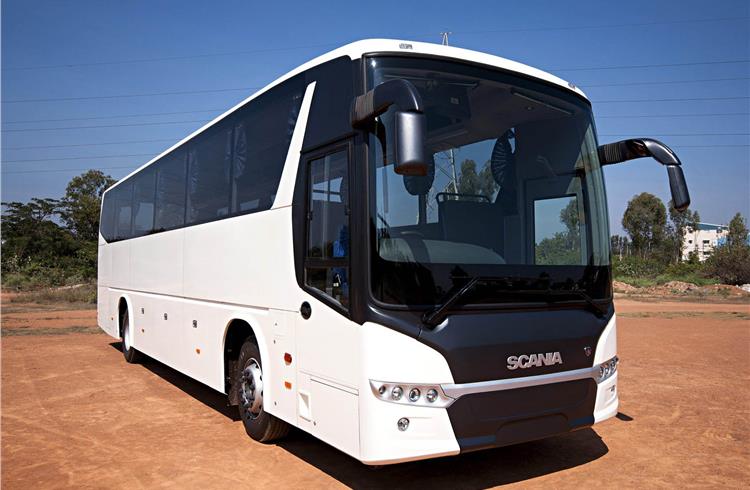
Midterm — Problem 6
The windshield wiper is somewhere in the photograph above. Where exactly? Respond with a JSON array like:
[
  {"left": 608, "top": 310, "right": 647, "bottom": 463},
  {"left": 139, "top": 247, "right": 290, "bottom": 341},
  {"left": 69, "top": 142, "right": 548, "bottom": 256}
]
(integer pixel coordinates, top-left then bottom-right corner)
[
  {"left": 422, "top": 276, "right": 607, "bottom": 327},
  {"left": 422, "top": 276, "right": 486, "bottom": 327},
  {"left": 517, "top": 288, "right": 608, "bottom": 318}
]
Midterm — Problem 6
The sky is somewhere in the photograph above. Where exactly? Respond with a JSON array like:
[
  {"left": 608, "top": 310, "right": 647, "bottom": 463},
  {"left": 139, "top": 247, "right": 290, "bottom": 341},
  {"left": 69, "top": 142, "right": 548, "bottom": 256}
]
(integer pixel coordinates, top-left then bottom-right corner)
[{"left": 2, "top": 0, "right": 749, "bottom": 234}]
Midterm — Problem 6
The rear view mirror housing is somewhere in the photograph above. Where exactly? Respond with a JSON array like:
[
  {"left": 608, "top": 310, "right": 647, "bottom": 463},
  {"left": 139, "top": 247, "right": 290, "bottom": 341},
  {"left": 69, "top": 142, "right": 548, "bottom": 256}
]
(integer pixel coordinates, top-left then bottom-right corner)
[
  {"left": 351, "top": 79, "right": 427, "bottom": 176},
  {"left": 598, "top": 138, "right": 690, "bottom": 211}
]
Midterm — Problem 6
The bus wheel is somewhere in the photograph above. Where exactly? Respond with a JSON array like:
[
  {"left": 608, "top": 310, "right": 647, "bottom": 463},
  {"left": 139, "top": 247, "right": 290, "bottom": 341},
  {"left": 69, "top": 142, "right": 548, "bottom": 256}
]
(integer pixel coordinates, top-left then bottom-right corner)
[
  {"left": 121, "top": 308, "right": 143, "bottom": 364},
  {"left": 235, "top": 338, "right": 290, "bottom": 442}
]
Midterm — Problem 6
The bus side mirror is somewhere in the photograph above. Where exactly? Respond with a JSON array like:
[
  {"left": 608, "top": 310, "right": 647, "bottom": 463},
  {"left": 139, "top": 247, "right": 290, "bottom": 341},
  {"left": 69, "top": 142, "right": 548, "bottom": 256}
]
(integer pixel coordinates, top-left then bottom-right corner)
[
  {"left": 351, "top": 79, "right": 428, "bottom": 176},
  {"left": 598, "top": 138, "right": 691, "bottom": 211}
]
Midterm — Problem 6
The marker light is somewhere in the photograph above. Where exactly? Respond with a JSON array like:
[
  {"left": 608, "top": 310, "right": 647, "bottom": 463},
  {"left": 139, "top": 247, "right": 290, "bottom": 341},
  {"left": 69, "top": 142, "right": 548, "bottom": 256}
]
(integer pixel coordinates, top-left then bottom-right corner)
[
  {"left": 408, "top": 388, "right": 421, "bottom": 402},
  {"left": 391, "top": 386, "right": 403, "bottom": 400}
]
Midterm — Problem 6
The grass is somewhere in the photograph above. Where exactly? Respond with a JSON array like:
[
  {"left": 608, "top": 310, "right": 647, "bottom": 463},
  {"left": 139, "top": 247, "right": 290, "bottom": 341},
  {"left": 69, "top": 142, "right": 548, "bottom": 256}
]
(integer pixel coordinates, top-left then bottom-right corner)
[
  {"left": 615, "top": 273, "right": 720, "bottom": 288},
  {"left": 618, "top": 311, "right": 750, "bottom": 320},
  {"left": 5, "top": 283, "right": 97, "bottom": 305},
  {"left": 1, "top": 325, "right": 102, "bottom": 336}
]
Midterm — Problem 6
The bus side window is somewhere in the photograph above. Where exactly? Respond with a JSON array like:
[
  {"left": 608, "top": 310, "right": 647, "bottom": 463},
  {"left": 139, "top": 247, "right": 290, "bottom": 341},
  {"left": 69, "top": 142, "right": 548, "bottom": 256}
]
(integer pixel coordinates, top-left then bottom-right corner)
[
  {"left": 113, "top": 181, "right": 133, "bottom": 241},
  {"left": 305, "top": 149, "right": 349, "bottom": 308}
]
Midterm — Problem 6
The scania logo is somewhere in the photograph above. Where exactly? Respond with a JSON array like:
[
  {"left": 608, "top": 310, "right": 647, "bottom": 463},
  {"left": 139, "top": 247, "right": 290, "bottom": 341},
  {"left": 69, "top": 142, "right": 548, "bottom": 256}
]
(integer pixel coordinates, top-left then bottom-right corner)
[{"left": 507, "top": 352, "right": 563, "bottom": 370}]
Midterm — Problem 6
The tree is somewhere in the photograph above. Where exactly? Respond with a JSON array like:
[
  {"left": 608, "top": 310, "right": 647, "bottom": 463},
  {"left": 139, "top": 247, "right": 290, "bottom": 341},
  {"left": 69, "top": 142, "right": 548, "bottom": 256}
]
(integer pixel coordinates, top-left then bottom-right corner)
[
  {"left": 704, "top": 212, "right": 750, "bottom": 285},
  {"left": 622, "top": 193, "right": 667, "bottom": 259},
  {"left": 726, "top": 212, "right": 749, "bottom": 248},
  {"left": 59, "top": 170, "right": 116, "bottom": 241},
  {"left": 457, "top": 159, "right": 480, "bottom": 195},
  {"left": 610, "top": 234, "right": 630, "bottom": 259},
  {"left": 535, "top": 199, "right": 582, "bottom": 265},
  {"left": 455, "top": 159, "right": 500, "bottom": 199},
  {"left": 1, "top": 198, "right": 76, "bottom": 268}
]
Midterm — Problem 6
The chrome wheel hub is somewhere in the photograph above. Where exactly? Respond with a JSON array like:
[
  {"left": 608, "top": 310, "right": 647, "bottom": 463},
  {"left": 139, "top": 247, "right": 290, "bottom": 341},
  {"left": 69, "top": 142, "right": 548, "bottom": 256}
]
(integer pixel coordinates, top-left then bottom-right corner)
[{"left": 240, "top": 359, "right": 263, "bottom": 419}]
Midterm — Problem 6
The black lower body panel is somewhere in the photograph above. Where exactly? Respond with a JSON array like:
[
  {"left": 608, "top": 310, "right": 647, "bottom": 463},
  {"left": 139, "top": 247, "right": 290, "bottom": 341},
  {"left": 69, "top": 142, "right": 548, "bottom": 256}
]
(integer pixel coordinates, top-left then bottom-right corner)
[{"left": 447, "top": 379, "right": 597, "bottom": 452}]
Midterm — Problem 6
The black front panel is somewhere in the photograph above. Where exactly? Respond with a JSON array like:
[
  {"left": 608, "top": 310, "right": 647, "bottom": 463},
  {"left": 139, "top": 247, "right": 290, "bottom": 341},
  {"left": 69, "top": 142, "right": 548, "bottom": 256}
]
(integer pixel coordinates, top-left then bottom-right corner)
[
  {"left": 418, "top": 305, "right": 612, "bottom": 384},
  {"left": 447, "top": 379, "right": 597, "bottom": 451}
]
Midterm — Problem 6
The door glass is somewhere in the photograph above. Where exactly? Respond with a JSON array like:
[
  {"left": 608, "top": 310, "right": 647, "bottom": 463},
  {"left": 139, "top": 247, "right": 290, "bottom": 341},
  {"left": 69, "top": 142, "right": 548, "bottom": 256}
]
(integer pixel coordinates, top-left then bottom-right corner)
[
  {"left": 534, "top": 195, "right": 582, "bottom": 265},
  {"left": 305, "top": 150, "right": 349, "bottom": 307}
]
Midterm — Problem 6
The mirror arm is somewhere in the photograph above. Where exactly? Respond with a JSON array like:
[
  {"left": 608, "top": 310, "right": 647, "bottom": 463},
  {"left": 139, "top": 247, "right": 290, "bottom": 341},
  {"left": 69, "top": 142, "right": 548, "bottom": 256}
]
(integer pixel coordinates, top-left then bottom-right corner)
[
  {"left": 351, "top": 79, "right": 424, "bottom": 128},
  {"left": 598, "top": 138, "right": 681, "bottom": 167},
  {"left": 598, "top": 138, "right": 690, "bottom": 211}
]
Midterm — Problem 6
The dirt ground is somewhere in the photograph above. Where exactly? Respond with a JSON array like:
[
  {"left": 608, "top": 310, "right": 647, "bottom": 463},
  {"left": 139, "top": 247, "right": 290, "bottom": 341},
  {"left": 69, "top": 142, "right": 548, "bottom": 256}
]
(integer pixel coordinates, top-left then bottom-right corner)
[{"left": 2, "top": 295, "right": 748, "bottom": 488}]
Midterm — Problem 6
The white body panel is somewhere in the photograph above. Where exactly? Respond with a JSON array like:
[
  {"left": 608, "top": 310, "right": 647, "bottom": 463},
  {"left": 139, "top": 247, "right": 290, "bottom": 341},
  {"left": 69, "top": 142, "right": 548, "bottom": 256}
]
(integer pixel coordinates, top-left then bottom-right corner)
[{"left": 97, "top": 39, "right": 615, "bottom": 465}]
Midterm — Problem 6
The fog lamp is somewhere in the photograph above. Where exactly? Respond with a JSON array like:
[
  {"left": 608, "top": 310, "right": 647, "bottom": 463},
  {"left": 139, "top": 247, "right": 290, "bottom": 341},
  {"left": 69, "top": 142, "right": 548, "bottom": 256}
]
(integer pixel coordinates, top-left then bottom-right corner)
[{"left": 397, "top": 417, "right": 409, "bottom": 431}]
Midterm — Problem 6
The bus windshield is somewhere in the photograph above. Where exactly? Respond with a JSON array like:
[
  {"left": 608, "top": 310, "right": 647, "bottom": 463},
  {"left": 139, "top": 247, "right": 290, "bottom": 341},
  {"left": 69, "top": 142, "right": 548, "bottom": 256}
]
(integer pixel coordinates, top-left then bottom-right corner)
[{"left": 367, "top": 57, "right": 612, "bottom": 307}]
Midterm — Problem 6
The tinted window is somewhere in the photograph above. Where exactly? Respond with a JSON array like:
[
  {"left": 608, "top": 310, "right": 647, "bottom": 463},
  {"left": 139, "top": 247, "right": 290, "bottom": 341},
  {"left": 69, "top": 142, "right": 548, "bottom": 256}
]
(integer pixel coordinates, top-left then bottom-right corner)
[
  {"left": 305, "top": 149, "right": 349, "bottom": 308},
  {"left": 187, "top": 124, "right": 232, "bottom": 224},
  {"left": 112, "top": 181, "right": 133, "bottom": 240},
  {"left": 132, "top": 169, "right": 156, "bottom": 237},
  {"left": 155, "top": 149, "right": 187, "bottom": 231},
  {"left": 232, "top": 78, "right": 304, "bottom": 213},
  {"left": 100, "top": 193, "right": 115, "bottom": 241}
]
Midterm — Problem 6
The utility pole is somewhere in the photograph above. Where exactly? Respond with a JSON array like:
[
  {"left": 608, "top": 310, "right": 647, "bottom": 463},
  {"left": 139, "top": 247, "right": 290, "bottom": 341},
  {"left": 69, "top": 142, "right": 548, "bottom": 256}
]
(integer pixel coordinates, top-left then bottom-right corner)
[{"left": 440, "top": 30, "right": 458, "bottom": 194}]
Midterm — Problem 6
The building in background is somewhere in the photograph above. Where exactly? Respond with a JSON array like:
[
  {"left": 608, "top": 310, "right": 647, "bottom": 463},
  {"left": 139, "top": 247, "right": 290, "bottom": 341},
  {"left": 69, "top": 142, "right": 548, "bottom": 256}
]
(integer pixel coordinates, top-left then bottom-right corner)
[{"left": 682, "top": 223, "right": 729, "bottom": 261}]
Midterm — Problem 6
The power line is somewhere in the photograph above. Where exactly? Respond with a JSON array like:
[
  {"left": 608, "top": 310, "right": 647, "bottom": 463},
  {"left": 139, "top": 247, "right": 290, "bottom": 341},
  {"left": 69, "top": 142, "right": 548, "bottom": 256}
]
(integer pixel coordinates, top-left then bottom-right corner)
[
  {"left": 3, "top": 138, "right": 178, "bottom": 150},
  {"left": 3, "top": 154, "right": 155, "bottom": 164},
  {"left": 4, "top": 43, "right": 339, "bottom": 71},
  {"left": 3, "top": 109, "right": 223, "bottom": 125},
  {"left": 600, "top": 132, "right": 749, "bottom": 136},
  {"left": 5, "top": 16, "right": 747, "bottom": 71},
  {"left": 593, "top": 96, "right": 750, "bottom": 103},
  {"left": 1, "top": 119, "right": 209, "bottom": 133},
  {"left": 4, "top": 99, "right": 748, "bottom": 135},
  {"left": 580, "top": 76, "right": 750, "bottom": 88},
  {"left": 2, "top": 87, "right": 258, "bottom": 104},
  {"left": 596, "top": 112, "right": 750, "bottom": 118},
  {"left": 4, "top": 95, "right": 749, "bottom": 127},
  {"left": 553, "top": 59, "right": 749, "bottom": 72},
  {"left": 3, "top": 62, "right": 749, "bottom": 105},
  {"left": 5, "top": 134, "right": 748, "bottom": 165},
  {"left": 3, "top": 166, "right": 137, "bottom": 175},
  {"left": 458, "top": 16, "right": 750, "bottom": 36}
]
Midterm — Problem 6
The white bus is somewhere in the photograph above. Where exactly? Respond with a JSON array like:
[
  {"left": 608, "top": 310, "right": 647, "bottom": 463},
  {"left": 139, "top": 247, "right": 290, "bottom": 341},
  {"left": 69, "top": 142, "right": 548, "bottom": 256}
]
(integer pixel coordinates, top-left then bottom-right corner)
[{"left": 97, "top": 39, "right": 690, "bottom": 465}]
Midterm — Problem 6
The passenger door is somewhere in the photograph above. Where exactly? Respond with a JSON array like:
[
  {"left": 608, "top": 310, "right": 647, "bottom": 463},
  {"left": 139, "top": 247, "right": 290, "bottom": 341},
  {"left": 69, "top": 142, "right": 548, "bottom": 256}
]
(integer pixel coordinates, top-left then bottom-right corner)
[{"left": 294, "top": 143, "right": 360, "bottom": 455}]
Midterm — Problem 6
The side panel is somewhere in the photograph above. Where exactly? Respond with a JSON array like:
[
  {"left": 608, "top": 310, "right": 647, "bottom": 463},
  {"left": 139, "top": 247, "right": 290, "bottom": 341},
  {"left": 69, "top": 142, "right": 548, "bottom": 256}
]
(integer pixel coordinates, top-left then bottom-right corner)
[
  {"left": 130, "top": 229, "right": 184, "bottom": 296},
  {"left": 97, "top": 235, "right": 117, "bottom": 337},
  {"left": 109, "top": 240, "right": 131, "bottom": 290},
  {"left": 182, "top": 209, "right": 299, "bottom": 311}
]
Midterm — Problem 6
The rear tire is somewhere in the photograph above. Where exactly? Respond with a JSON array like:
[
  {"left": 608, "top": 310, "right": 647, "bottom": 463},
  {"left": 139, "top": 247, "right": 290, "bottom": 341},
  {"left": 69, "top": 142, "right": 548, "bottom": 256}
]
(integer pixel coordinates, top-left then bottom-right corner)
[
  {"left": 121, "top": 308, "right": 143, "bottom": 364},
  {"left": 234, "top": 338, "right": 290, "bottom": 442}
]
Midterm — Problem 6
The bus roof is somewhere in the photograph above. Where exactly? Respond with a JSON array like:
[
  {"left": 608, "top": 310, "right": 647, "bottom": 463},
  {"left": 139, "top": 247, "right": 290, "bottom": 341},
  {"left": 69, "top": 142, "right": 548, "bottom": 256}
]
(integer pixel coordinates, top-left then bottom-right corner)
[{"left": 105, "top": 39, "right": 586, "bottom": 193}]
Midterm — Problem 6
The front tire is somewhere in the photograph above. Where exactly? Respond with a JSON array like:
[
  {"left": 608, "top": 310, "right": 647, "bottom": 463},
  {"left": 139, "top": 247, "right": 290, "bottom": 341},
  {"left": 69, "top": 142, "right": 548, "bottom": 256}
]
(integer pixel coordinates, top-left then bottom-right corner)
[
  {"left": 234, "top": 338, "right": 290, "bottom": 442},
  {"left": 121, "top": 308, "right": 143, "bottom": 364}
]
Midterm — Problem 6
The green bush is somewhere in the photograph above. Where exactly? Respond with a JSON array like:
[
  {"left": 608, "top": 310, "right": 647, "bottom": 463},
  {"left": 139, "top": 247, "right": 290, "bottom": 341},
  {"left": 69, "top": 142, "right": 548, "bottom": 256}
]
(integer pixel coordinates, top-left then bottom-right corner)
[
  {"left": 612, "top": 256, "right": 664, "bottom": 278},
  {"left": 703, "top": 245, "right": 750, "bottom": 285}
]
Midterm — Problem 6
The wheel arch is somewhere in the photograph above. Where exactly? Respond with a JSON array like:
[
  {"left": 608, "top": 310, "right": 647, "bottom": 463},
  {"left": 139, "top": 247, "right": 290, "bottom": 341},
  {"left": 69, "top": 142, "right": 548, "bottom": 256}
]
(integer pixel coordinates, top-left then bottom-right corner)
[
  {"left": 117, "top": 294, "right": 133, "bottom": 339},
  {"left": 222, "top": 314, "right": 271, "bottom": 404}
]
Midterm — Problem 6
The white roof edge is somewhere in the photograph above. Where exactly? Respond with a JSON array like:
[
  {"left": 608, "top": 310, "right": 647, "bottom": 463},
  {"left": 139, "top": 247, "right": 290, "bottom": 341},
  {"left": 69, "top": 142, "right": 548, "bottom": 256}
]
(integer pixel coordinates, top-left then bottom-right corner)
[{"left": 105, "top": 39, "right": 586, "bottom": 193}]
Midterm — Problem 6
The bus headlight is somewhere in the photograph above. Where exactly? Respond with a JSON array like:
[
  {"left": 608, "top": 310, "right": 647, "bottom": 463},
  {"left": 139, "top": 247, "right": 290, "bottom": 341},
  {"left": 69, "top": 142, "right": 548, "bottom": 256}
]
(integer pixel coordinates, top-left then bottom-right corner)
[
  {"left": 596, "top": 356, "right": 618, "bottom": 383},
  {"left": 370, "top": 381, "right": 454, "bottom": 408},
  {"left": 391, "top": 386, "right": 403, "bottom": 400}
]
